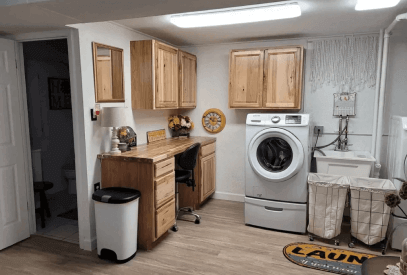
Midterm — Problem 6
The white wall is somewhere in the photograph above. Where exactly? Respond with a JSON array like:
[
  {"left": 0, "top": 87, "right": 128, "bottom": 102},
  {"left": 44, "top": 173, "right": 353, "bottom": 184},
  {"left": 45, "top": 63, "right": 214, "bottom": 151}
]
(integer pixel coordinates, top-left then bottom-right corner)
[
  {"left": 181, "top": 37, "right": 378, "bottom": 200},
  {"left": 69, "top": 22, "right": 176, "bottom": 250},
  {"left": 64, "top": 22, "right": 407, "bottom": 249},
  {"left": 379, "top": 29, "right": 407, "bottom": 178}
]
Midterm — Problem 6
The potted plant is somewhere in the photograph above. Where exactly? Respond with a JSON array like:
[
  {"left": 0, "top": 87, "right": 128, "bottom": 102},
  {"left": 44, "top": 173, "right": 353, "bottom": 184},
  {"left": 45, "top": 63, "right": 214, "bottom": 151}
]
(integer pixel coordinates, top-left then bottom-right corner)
[{"left": 168, "top": 115, "right": 194, "bottom": 138}]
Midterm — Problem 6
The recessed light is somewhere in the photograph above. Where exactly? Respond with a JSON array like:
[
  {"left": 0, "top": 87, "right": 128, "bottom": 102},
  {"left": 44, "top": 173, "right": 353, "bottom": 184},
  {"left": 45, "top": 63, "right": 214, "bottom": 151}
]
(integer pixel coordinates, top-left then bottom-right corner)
[
  {"left": 170, "top": 2, "right": 301, "bottom": 28},
  {"left": 355, "top": 0, "right": 400, "bottom": 11}
]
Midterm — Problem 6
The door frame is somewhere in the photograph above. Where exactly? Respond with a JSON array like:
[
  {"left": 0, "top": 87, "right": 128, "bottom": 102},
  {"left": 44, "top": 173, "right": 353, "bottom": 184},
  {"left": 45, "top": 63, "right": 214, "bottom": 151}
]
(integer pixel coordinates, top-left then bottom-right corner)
[{"left": 9, "top": 29, "right": 91, "bottom": 250}]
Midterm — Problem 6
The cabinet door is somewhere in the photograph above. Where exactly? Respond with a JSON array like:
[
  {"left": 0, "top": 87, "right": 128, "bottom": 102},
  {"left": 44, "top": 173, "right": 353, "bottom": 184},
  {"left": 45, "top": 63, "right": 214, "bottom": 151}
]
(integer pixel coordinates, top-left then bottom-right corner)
[
  {"left": 200, "top": 153, "right": 216, "bottom": 202},
  {"left": 154, "top": 42, "right": 178, "bottom": 109},
  {"left": 229, "top": 50, "right": 264, "bottom": 108},
  {"left": 179, "top": 51, "right": 197, "bottom": 108},
  {"left": 263, "top": 47, "right": 303, "bottom": 109}
]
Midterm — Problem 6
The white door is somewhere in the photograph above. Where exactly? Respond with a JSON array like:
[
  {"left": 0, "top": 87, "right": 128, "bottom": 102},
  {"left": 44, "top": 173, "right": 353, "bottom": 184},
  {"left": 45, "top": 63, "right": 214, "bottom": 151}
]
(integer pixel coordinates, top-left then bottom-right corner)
[{"left": 0, "top": 38, "right": 30, "bottom": 250}]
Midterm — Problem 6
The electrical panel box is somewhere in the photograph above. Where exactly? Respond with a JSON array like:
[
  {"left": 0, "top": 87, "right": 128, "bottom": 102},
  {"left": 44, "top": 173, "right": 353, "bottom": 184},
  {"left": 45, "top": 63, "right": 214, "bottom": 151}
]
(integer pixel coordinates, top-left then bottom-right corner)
[{"left": 333, "top": 93, "right": 356, "bottom": 116}]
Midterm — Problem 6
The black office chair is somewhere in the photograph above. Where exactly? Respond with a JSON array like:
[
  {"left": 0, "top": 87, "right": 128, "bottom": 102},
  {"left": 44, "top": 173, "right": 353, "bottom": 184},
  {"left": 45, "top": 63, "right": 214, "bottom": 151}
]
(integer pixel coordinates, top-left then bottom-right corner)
[{"left": 172, "top": 143, "right": 201, "bottom": 232}]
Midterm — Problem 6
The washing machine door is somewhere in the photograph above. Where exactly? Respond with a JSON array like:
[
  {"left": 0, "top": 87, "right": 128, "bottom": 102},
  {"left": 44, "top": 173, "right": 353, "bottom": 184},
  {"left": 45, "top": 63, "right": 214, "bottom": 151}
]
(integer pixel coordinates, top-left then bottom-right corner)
[{"left": 248, "top": 128, "right": 304, "bottom": 182}]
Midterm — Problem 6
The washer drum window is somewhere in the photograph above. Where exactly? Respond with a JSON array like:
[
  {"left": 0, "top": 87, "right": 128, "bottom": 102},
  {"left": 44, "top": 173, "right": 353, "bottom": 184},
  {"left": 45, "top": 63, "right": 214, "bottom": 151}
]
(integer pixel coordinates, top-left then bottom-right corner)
[{"left": 248, "top": 128, "right": 304, "bottom": 182}]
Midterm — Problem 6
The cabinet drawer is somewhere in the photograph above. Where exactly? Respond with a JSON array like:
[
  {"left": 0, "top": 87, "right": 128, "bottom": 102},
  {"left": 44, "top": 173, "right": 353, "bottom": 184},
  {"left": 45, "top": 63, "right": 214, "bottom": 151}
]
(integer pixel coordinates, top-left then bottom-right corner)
[
  {"left": 155, "top": 197, "right": 175, "bottom": 239},
  {"left": 155, "top": 172, "right": 175, "bottom": 208},
  {"left": 154, "top": 158, "right": 174, "bottom": 178},
  {"left": 201, "top": 143, "right": 215, "bottom": 157}
]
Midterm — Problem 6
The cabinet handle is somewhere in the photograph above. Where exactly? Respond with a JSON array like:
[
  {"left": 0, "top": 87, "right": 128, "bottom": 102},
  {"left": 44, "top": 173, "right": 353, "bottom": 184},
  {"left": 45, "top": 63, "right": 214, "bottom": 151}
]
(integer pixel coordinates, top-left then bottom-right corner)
[{"left": 264, "top": 206, "right": 283, "bottom": 212}]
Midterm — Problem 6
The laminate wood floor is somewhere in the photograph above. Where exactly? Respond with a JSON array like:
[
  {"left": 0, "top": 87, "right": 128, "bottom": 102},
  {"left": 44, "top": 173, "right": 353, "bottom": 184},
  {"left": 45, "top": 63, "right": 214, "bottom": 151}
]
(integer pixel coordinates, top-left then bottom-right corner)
[{"left": 0, "top": 199, "right": 400, "bottom": 275}]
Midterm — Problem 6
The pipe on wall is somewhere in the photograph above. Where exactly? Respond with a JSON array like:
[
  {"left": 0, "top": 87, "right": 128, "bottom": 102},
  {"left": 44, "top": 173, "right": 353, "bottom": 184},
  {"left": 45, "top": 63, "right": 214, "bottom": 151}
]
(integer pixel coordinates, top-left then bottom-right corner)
[
  {"left": 371, "top": 29, "right": 384, "bottom": 157},
  {"left": 373, "top": 13, "right": 407, "bottom": 178}
]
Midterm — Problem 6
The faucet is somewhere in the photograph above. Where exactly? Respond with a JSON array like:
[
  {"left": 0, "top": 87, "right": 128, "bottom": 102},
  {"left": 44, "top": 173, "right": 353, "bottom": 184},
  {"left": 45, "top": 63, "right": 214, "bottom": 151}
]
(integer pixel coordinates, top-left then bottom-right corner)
[{"left": 335, "top": 116, "right": 350, "bottom": 152}]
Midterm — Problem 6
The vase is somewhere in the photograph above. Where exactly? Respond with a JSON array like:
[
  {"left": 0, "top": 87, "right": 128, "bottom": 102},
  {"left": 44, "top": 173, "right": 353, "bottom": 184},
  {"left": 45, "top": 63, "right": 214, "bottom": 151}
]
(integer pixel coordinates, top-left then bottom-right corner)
[{"left": 171, "top": 129, "right": 190, "bottom": 138}]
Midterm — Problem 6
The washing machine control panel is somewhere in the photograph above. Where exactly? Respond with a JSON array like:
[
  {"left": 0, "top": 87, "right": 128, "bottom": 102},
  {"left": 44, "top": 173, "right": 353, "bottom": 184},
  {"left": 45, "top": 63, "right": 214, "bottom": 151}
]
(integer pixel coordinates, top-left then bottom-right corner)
[
  {"left": 285, "top": 115, "right": 302, "bottom": 124},
  {"left": 271, "top": 116, "right": 281, "bottom": 123},
  {"left": 246, "top": 114, "right": 309, "bottom": 126}
]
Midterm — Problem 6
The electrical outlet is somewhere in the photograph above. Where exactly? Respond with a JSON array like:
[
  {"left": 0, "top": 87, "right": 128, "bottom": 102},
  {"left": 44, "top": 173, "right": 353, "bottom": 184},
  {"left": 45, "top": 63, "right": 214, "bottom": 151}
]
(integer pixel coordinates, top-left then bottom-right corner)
[
  {"left": 314, "top": 126, "right": 324, "bottom": 135},
  {"left": 94, "top": 182, "right": 101, "bottom": 192}
]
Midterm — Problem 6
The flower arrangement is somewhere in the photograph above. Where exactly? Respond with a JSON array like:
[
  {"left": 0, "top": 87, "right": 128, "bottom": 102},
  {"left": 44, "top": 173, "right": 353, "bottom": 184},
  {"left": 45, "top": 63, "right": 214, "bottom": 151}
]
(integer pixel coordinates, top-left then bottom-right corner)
[{"left": 168, "top": 115, "right": 194, "bottom": 136}]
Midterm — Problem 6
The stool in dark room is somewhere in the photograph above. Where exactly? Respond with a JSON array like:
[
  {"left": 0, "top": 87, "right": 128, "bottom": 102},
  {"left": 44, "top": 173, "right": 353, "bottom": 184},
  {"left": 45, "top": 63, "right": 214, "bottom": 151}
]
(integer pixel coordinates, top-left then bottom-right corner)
[
  {"left": 361, "top": 256, "right": 399, "bottom": 275},
  {"left": 34, "top": 181, "right": 53, "bottom": 228}
]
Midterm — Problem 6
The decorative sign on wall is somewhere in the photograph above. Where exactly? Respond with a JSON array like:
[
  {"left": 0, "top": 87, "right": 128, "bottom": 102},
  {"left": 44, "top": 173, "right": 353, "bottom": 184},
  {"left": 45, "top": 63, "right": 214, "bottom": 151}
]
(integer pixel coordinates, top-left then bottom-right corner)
[
  {"left": 147, "top": 129, "right": 166, "bottom": 143},
  {"left": 333, "top": 93, "right": 356, "bottom": 116},
  {"left": 310, "top": 35, "right": 378, "bottom": 93},
  {"left": 48, "top": 78, "right": 71, "bottom": 110}
]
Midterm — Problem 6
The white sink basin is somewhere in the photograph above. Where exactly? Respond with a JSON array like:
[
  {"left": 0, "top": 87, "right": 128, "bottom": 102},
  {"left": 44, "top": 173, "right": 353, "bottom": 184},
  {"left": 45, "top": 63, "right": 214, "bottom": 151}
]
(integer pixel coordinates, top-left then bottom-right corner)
[{"left": 314, "top": 150, "right": 376, "bottom": 177}]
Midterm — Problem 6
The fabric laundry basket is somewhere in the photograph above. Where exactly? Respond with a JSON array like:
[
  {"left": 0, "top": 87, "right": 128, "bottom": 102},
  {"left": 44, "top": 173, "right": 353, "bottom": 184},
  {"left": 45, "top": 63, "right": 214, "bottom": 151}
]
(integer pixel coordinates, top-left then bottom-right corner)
[
  {"left": 308, "top": 173, "right": 350, "bottom": 239},
  {"left": 349, "top": 177, "right": 397, "bottom": 246}
]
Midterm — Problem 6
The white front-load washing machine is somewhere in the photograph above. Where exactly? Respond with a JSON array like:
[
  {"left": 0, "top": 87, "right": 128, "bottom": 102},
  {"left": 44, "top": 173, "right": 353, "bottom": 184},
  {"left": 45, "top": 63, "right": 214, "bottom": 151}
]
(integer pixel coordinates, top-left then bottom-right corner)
[{"left": 245, "top": 113, "right": 311, "bottom": 233}]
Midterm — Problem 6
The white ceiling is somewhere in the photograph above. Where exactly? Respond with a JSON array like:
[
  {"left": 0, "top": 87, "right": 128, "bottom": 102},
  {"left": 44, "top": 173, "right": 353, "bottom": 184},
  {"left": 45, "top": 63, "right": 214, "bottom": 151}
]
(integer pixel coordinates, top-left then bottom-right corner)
[
  {"left": 1, "top": 0, "right": 407, "bottom": 46},
  {"left": 115, "top": 0, "right": 407, "bottom": 46},
  {"left": 0, "top": 0, "right": 284, "bottom": 35}
]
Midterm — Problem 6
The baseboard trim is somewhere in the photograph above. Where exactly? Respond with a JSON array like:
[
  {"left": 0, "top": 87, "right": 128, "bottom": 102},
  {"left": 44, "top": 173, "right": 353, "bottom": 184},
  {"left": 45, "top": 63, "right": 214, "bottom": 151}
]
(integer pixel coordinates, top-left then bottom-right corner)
[
  {"left": 212, "top": 191, "right": 245, "bottom": 202},
  {"left": 81, "top": 236, "right": 97, "bottom": 251}
]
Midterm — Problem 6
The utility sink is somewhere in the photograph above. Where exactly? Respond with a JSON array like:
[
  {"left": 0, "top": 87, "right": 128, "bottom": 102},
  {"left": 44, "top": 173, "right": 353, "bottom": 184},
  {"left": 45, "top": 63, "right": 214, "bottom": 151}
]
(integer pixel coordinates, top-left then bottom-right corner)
[{"left": 314, "top": 150, "right": 376, "bottom": 177}]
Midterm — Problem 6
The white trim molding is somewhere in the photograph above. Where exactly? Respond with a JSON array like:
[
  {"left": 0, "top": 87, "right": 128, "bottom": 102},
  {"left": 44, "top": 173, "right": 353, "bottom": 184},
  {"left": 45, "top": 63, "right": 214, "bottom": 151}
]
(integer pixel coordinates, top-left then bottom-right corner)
[
  {"left": 81, "top": 236, "right": 97, "bottom": 251},
  {"left": 14, "top": 41, "right": 36, "bottom": 235},
  {"left": 13, "top": 28, "right": 93, "bottom": 251},
  {"left": 212, "top": 191, "right": 245, "bottom": 202}
]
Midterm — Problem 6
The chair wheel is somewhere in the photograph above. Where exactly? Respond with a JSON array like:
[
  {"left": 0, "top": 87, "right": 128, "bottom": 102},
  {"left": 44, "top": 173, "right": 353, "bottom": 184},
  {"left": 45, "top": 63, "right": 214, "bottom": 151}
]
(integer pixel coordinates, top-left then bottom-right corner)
[
  {"left": 382, "top": 249, "right": 386, "bottom": 255},
  {"left": 309, "top": 235, "right": 314, "bottom": 241},
  {"left": 348, "top": 242, "right": 355, "bottom": 248},
  {"left": 171, "top": 225, "right": 178, "bottom": 232},
  {"left": 195, "top": 219, "right": 200, "bottom": 224},
  {"left": 188, "top": 208, "right": 193, "bottom": 212},
  {"left": 334, "top": 240, "right": 340, "bottom": 246}
]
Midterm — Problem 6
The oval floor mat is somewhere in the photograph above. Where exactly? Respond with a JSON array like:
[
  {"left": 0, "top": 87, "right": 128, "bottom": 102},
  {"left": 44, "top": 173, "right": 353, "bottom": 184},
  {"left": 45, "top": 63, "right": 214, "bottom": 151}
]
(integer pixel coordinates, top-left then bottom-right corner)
[{"left": 283, "top": 243, "right": 378, "bottom": 275}]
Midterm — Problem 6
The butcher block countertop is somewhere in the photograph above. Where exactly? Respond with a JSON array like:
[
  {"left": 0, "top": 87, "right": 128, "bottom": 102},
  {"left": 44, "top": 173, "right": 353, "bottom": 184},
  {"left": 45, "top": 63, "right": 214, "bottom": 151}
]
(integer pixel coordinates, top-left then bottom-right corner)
[{"left": 97, "top": 136, "right": 216, "bottom": 163}]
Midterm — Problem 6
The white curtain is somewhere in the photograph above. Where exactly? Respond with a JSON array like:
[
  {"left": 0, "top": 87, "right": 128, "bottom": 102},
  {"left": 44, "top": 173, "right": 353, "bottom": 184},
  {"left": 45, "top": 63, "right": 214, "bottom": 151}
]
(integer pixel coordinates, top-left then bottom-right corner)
[{"left": 310, "top": 35, "right": 378, "bottom": 93}]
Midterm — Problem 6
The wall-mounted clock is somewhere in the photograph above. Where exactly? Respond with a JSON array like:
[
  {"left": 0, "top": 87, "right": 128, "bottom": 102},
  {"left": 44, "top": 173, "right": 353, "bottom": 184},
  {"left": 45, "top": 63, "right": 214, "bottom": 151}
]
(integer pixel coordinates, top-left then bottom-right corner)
[{"left": 202, "top": 108, "right": 226, "bottom": 133}]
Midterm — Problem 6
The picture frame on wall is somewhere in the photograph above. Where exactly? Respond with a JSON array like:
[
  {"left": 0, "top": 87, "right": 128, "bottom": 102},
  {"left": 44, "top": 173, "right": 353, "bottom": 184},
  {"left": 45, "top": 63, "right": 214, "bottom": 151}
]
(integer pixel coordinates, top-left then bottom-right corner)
[{"left": 48, "top": 78, "right": 72, "bottom": 110}]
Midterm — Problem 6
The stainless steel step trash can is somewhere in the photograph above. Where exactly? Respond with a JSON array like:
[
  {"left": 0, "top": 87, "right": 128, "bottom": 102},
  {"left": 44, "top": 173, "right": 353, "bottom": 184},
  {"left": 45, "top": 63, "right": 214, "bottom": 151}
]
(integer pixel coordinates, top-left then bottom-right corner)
[{"left": 92, "top": 187, "right": 141, "bottom": 263}]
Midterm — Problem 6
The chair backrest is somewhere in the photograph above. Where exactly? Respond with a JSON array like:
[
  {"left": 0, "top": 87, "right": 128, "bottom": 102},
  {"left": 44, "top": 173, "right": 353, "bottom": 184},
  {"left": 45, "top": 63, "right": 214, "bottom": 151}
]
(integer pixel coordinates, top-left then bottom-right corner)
[{"left": 178, "top": 143, "right": 201, "bottom": 171}]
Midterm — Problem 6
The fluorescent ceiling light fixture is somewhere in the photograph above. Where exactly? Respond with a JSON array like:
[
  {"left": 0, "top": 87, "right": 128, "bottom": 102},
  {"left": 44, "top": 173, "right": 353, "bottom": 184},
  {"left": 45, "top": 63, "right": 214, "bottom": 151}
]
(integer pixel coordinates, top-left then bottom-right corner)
[
  {"left": 170, "top": 3, "right": 301, "bottom": 28},
  {"left": 355, "top": 0, "right": 400, "bottom": 10}
]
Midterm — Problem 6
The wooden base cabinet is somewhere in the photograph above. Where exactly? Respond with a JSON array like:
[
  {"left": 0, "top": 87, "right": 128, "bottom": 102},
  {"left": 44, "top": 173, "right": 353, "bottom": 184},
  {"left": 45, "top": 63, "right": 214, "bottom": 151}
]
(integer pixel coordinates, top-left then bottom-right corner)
[
  {"left": 101, "top": 158, "right": 176, "bottom": 251},
  {"left": 229, "top": 46, "right": 304, "bottom": 110},
  {"left": 98, "top": 137, "right": 215, "bottom": 251},
  {"left": 178, "top": 141, "right": 216, "bottom": 210},
  {"left": 200, "top": 153, "right": 216, "bottom": 202}
]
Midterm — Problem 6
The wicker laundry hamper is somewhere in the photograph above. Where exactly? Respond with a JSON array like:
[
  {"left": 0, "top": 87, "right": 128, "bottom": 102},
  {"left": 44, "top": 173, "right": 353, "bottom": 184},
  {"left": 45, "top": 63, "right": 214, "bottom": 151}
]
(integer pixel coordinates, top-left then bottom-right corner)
[
  {"left": 308, "top": 173, "right": 350, "bottom": 240},
  {"left": 349, "top": 177, "right": 397, "bottom": 246}
]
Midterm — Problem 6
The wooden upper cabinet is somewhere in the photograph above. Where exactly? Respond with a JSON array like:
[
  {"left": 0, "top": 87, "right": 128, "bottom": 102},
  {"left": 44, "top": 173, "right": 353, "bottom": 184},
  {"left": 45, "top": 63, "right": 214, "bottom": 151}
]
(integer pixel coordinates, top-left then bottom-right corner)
[
  {"left": 229, "top": 46, "right": 304, "bottom": 110},
  {"left": 131, "top": 40, "right": 178, "bottom": 109},
  {"left": 263, "top": 47, "right": 303, "bottom": 110},
  {"left": 131, "top": 40, "right": 197, "bottom": 110},
  {"left": 155, "top": 42, "right": 178, "bottom": 108},
  {"left": 179, "top": 51, "right": 197, "bottom": 108},
  {"left": 229, "top": 50, "right": 264, "bottom": 108}
]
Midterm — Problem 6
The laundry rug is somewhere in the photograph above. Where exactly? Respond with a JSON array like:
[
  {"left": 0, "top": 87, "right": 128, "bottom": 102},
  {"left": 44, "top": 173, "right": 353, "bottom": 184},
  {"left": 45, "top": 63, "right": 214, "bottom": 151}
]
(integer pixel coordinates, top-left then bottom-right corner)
[
  {"left": 283, "top": 243, "right": 377, "bottom": 275},
  {"left": 58, "top": 208, "right": 78, "bottom": 220}
]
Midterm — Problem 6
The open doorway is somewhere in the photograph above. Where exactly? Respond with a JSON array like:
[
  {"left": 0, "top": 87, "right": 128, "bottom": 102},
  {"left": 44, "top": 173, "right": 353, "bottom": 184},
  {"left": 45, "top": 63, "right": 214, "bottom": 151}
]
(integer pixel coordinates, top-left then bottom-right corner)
[{"left": 22, "top": 39, "right": 79, "bottom": 244}]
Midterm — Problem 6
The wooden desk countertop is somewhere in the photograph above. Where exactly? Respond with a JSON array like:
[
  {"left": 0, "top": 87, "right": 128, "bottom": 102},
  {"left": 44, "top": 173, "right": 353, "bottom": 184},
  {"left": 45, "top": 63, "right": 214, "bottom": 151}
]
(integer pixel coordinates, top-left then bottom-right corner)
[{"left": 97, "top": 136, "right": 216, "bottom": 163}]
